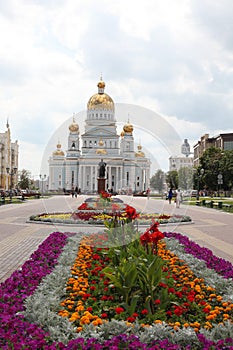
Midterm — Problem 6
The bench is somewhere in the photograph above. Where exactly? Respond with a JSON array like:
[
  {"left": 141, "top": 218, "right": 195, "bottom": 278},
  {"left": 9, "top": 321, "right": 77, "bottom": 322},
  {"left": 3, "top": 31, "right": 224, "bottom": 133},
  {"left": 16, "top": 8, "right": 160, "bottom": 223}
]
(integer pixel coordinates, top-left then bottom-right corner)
[{"left": 222, "top": 203, "right": 232, "bottom": 211}]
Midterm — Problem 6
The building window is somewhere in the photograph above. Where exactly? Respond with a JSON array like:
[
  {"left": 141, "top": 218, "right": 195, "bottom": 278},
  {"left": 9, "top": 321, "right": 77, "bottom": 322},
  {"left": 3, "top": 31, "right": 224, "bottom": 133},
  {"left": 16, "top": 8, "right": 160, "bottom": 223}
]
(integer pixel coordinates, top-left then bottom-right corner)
[
  {"left": 71, "top": 171, "right": 74, "bottom": 186},
  {"left": 126, "top": 172, "right": 129, "bottom": 186},
  {"left": 224, "top": 141, "right": 233, "bottom": 150}
]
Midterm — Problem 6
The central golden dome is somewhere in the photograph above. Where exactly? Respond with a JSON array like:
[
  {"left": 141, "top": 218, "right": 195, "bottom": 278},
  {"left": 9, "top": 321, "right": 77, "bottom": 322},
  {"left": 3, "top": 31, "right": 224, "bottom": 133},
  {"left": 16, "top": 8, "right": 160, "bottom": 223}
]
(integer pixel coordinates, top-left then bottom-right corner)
[{"left": 87, "top": 79, "right": 114, "bottom": 111}]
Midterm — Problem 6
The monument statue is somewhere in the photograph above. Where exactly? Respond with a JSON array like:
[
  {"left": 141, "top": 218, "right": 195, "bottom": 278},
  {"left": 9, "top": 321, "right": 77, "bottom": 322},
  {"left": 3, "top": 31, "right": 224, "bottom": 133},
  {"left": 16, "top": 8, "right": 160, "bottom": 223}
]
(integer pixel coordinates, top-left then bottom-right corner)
[{"left": 98, "top": 159, "right": 106, "bottom": 178}]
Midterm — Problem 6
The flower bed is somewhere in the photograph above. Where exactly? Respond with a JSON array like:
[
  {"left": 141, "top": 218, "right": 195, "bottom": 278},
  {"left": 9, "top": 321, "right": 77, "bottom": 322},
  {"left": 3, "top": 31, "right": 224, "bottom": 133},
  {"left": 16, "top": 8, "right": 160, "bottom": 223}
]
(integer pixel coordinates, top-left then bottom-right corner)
[
  {"left": 1, "top": 225, "right": 233, "bottom": 349},
  {"left": 29, "top": 205, "right": 192, "bottom": 225}
]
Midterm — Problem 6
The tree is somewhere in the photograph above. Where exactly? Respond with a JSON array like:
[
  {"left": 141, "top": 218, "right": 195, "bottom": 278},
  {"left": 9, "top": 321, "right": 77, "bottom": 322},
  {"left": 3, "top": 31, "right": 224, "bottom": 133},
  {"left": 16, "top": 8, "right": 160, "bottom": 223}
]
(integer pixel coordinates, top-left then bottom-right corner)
[
  {"left": 220, "top": 150, "right": 233, "bottom": 191},
  {"left": 166, "top": 170, "right": 178, "bottom": 189},
  {"left": 18, "top": 169, "right": 32, "bottom": 190},
  {"left": 178, "top": 167, "right": 194, "bottom": 190},
  {"left": 150, "top": 169, "right": 165, "bottom": 193},
  {"left": 199, "top": 147, "right": 223, "bottom": 191}
]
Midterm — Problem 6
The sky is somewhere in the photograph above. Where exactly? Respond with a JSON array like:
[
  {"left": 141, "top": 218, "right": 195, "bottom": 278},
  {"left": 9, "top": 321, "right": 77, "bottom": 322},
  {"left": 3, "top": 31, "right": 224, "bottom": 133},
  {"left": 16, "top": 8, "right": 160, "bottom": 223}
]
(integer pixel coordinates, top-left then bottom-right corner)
[{"left": 1, "top": 0, "right": 233, "bottom": 179}]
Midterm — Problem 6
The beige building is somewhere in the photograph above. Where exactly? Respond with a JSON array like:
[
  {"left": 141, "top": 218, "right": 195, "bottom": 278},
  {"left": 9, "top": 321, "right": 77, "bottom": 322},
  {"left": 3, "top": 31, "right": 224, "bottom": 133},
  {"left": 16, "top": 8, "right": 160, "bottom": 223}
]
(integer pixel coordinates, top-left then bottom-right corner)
[
  {"left": 193, "top": 133, "right": 233, "bottom": 167},
  {"left": 0, "top": 121, "right": 19, "bottom": 190},
  {"left": 169, "top": 139, "right": 193, "bottom": 171}
]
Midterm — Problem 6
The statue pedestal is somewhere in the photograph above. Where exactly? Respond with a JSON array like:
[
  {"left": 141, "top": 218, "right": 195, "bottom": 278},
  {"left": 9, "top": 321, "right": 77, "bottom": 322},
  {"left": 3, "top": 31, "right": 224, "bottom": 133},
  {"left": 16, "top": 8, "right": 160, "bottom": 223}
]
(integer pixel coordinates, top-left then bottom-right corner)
[{"left": 97, "top": 178, "right": 106, "bottom": 194}]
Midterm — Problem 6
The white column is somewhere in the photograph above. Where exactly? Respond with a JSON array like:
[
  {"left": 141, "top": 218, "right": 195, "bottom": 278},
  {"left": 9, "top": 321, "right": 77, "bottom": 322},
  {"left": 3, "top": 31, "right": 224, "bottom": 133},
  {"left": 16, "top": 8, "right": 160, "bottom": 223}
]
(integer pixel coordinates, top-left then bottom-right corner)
[
  {"left": 83, "top": 165, "right": 86, "bottom": 191},
  {"left": 108, "top": 166, "right": 112, "bottom": 190}
]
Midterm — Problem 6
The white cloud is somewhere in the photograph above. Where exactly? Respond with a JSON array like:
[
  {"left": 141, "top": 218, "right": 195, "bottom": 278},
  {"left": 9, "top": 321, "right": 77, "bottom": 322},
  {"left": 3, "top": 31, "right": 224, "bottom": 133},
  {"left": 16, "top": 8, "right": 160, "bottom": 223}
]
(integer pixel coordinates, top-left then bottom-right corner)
[{"left": 0, "top": 0, "right": 232, "bottom": 176}]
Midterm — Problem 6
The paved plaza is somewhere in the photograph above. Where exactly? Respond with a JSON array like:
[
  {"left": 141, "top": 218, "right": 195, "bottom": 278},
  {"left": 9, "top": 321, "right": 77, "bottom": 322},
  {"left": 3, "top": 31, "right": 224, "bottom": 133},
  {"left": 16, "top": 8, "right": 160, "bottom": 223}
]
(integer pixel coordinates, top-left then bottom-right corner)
[{"left": 0, "top": 195, "right": 233, "bottom": 283}]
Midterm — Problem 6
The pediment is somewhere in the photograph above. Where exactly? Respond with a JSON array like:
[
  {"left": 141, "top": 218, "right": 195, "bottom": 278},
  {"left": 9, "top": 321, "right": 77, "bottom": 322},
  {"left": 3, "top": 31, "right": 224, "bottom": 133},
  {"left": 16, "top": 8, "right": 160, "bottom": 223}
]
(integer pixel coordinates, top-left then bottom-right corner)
[{"left": 82, "top": 127, "right": 118, "bottom": 138}]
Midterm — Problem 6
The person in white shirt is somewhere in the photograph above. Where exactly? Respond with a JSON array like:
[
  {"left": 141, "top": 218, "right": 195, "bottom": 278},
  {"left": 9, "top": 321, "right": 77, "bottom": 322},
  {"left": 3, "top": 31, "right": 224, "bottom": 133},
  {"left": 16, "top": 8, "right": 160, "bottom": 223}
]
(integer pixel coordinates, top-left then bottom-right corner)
[{"left": 176, "top": 189, "right": 182, "bottom": 208}]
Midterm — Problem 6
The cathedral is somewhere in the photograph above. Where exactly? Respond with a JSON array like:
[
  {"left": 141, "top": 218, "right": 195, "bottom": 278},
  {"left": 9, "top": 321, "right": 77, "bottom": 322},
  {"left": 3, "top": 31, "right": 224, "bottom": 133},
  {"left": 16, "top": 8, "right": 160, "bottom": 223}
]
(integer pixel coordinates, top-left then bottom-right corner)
[{"left": 48, "top": 79, "right": 151, "bottom": 194}]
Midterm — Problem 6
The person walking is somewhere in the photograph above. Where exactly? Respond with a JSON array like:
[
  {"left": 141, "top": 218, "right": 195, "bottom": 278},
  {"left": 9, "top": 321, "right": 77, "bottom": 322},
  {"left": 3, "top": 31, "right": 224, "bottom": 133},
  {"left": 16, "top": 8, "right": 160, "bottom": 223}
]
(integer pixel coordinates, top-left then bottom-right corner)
[
  {"left": 168, "top": 188, "right": 173, "bottom": 204},
  {"left": 176, "top": 189, "right": 182, "bottom": 208}
]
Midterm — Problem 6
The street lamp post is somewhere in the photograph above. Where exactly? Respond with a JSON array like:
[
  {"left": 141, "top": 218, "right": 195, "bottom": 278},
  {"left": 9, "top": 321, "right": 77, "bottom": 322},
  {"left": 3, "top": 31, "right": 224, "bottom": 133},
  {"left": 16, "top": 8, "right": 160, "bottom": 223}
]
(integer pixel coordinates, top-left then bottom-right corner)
[
  {"left": 196, "top": 168, "right": 204, "bottom": 200},
  {"left": 39, "top": 174, "right": 46, "bottom": 195},
  {"left": 6, "top": 166, "right": 17, "bottom": 202}
]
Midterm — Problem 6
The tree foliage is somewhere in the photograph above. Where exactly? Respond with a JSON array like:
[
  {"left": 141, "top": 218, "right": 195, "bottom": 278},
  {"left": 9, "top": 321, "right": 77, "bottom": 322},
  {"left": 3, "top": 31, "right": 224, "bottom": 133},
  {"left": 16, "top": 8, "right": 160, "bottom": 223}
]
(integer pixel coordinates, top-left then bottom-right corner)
[
  {"left": 150, "top": 169, "right": 165, "bottom": 193},
  {"left": 166, "top": 170, "right": 178, "bottom": 189},
  {"left": 18, "top": 169, "right": 32, "bottom": 190},
  {"left": 198, "top": 147, "right": 233, "bottom": 191},
  {"left": 178, "top": 167, "right": 194, "bottom": 190}
]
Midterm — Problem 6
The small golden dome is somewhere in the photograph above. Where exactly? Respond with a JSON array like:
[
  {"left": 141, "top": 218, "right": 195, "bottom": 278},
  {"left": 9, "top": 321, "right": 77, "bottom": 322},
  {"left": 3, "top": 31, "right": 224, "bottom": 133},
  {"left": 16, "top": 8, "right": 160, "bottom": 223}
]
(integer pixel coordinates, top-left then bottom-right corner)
[
  {"left": 96, "top": 148, "right": 107, "bottom": 155},
  {"left": 69, "top": 117, "right": 79, "bottom": 133},
  {"left": 135, "top": 144, "right": 145, "bottom": 158},
  {"left": 53, "top": 141, "right": 65, "bottom": 156},
  {"left": 123, "top": 122, "right": 133, "bottom": 133},
  {"left": 99, "top": 138, "right": 104, "bottom": 146},
  {"left": 120, "top": 130, "right": 125, "bottom": 137}
]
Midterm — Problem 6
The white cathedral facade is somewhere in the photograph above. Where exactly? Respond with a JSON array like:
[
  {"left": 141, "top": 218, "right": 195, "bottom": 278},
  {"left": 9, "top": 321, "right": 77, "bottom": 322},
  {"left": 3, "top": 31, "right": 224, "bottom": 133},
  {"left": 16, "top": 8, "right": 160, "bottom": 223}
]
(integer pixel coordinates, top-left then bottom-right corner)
[{"left": 48, "top": 79, "right": 151, "bottom": 193}]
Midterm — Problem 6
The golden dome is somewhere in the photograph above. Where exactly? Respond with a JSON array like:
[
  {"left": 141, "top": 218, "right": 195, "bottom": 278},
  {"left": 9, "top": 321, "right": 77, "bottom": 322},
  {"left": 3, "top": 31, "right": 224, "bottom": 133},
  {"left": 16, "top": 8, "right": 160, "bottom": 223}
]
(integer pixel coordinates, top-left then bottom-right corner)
[
  {"left": 99, "top": 138, "right": 104, "bottom": 146},
  {"left": 69, "top": 117, "right": 79, "bottom": 133},
  {"left": 87, "top": 79, "right": 114, "bottom": 111},
  {"left": 53, "top": 141, "right": 65, "bottom": 156},
  {"left": 120, "top": 130, "right": 125, "bottom": 137},
  {"left": 135, "top": 144, "right": 145, "bottom": 158},
  {"left": 123, "top": 122, "right": 133, "bottom": 133}
]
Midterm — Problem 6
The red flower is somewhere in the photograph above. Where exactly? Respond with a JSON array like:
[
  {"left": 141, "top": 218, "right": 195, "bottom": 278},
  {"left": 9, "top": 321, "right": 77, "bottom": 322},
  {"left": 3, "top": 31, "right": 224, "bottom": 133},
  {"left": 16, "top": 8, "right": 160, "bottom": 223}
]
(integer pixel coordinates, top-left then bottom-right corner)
[
  {"left": 115, "top": 307, "right": 125, "bottom": 314},
  {"left": 78, "top": 202, "right": 88, "bottom": 210},
  {"left": 101, "top": 313, "right": 108, "bottom": 319},
  {"left": 159, "top": 282, "right": 168, "bottom": 288},
  {"left": 133, "top": 312, "right": 139, "bottom": 317},
  {"left": 174, "top": 306, "right": 184, "bottom": 316},
  {"left": 141, "top": 309, "right": 149, "bottom": 315},
  {"left": 82, "top": 293, "right": 91, "bottom": 300},
  {"left": 90, "top": 286, "right": 96, "bottom": 291},
  {"left": 154, "top": 299, "right": 161, "bottom": 305},
  {"left": 140, "top": 230, "right": 151, "bottom": 245},
  {"left": 87, "top": 307, "right": 93, "bottom": 312},
  {"left": 168, "top": 287, "right": 175, "bottom": 293},
  {"left": 150, "top": 230, "right": 164, "bottom": 245},
  {"left": 203, "top": 307, "right": 210, "bottom": 314},
  {"left": 127, "top": 316, "right": 136, "bottom": 322},
  {"left": 101, "top": 295, "right": 108, "bottom": 301},
  {"left": 125, "top": 205, "right": 138, "bottom": 220},
  {"left": 175, "top": 291, "right": 183, "bottom": 298}
]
